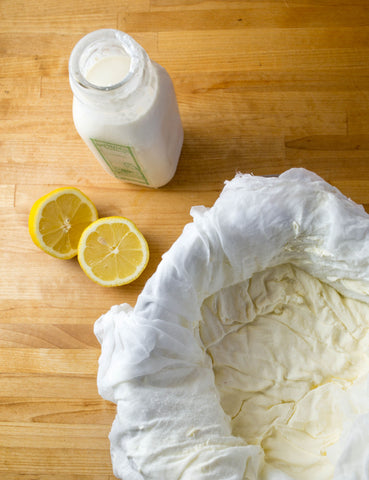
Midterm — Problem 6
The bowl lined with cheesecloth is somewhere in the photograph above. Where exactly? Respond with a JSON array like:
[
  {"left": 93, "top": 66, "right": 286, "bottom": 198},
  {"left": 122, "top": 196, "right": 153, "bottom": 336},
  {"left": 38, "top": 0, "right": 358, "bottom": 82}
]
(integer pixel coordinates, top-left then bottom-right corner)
[{"left": 95, "top": 168, "right": 369, "bottom": 480}]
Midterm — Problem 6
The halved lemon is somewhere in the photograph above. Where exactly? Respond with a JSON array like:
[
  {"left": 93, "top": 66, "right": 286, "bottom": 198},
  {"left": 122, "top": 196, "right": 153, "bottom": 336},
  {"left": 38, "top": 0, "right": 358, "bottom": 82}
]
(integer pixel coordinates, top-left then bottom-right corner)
[
  {"left": 29, "top": 187, "right": 98, "bottom": 259},
  {"left": 77, "top": 216, "right": 149, "bottom": 287}
]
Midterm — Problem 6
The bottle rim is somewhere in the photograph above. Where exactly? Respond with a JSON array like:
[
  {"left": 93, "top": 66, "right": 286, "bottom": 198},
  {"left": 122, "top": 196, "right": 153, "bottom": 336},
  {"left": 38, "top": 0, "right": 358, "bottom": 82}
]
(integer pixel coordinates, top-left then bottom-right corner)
[{"left": 69, "top": 29, "right": 145, "bottom": 94}]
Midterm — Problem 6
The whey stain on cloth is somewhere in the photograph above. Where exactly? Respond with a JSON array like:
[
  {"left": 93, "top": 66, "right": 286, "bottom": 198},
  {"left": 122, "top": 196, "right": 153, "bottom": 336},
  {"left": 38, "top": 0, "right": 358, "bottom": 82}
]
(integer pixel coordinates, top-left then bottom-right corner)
[{"left": 94, "top": 169, "right": 369, "bottom": 480}]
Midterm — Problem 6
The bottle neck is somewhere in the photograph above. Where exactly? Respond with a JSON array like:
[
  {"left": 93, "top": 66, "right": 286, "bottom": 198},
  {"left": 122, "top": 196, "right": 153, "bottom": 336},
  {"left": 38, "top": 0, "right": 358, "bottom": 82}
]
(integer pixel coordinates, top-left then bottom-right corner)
[{"left": 69, "top": 29, "right": 154, "bottom": 112}]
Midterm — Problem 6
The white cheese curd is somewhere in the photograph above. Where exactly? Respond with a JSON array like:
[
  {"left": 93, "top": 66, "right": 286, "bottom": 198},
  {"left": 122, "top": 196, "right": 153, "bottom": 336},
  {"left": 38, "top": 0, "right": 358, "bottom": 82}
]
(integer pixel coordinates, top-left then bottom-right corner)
[
  {"left": 95, "top": 169, "right": 369, "bottom": 479},
  {"left": 201, "top": 263, "right": 369, "bottom": 479}
]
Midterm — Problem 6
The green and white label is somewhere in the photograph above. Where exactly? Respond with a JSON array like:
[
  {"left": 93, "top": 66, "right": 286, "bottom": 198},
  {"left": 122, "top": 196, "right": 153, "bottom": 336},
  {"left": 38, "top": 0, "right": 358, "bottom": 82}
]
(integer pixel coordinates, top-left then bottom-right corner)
[{"left": 90, "top": 138, "right": 149, "bottom": 185}]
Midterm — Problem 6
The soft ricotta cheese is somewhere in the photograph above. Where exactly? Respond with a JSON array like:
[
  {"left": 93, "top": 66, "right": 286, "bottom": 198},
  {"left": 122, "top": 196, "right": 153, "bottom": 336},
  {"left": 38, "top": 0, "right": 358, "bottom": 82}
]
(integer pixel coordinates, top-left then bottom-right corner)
[{"left": 201, "top": 263, "right": 369, "bottom": 479}]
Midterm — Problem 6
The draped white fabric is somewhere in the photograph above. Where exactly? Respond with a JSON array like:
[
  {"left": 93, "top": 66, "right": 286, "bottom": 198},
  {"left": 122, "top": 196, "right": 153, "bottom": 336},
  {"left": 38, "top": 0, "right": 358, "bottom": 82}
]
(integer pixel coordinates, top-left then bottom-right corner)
[{"left": 95, "top": 169, "right": 369, "bottom": 479}]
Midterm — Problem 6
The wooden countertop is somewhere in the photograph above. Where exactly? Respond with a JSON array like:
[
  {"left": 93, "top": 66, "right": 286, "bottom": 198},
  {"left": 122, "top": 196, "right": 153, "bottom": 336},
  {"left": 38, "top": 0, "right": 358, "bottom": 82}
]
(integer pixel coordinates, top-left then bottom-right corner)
[{"left": 1, "top": 0, "right": 369, "bottom": 477}]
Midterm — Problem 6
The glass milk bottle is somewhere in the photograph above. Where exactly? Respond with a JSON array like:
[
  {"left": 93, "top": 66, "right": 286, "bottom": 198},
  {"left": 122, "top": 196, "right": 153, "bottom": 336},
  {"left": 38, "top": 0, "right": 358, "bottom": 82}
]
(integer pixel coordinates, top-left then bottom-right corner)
[{"left": 69, "top": 29, "right": 183, "bottom": 188}]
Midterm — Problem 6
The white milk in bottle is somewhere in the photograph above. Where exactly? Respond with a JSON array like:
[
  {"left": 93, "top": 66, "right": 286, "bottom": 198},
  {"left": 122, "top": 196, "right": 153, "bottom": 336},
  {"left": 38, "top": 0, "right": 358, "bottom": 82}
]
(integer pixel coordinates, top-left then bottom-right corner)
[{"left": 69, "top": 29, "right": 183, "bottom": 188}]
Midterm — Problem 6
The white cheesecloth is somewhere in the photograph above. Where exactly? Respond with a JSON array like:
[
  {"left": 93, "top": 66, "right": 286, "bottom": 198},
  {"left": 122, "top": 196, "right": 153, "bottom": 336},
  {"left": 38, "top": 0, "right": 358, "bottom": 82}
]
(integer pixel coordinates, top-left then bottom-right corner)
[{"left": 94, "top": 168, "right": 369, "bottom": 480}]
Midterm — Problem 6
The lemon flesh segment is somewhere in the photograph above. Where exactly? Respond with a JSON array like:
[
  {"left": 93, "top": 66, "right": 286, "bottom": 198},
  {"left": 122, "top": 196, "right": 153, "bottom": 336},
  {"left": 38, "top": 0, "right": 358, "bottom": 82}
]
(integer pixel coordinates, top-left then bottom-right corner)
[
  {"left": 29, "top": 187, "right": 98, "bottom": 259},
  {"left": 78, "top": 217, "right": 149, "bottom": 287}
]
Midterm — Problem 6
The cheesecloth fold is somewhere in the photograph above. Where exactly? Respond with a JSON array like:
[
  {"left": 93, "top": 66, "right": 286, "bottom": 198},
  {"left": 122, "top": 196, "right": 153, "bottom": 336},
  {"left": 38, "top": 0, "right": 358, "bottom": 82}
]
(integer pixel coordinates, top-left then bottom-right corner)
[{"left": 94, "top": 168, "right": 369, "bottom": 480}]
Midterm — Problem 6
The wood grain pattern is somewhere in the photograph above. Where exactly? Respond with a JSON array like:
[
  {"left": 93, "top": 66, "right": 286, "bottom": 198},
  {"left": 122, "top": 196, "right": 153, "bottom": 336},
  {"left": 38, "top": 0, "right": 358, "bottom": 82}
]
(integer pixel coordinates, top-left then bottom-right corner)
[{"left": 1, "top": 0, "right": 369, "bottom": 477}]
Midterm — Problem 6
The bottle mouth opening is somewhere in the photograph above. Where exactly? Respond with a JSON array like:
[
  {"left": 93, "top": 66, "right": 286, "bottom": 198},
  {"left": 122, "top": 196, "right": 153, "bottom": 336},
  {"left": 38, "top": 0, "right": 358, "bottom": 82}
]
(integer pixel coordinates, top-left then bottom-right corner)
[
  {"left": 80, "top": 44, "right": 133, "bottom": 91},
  {"left": 69, "top": 29, "right": 143, "bottom": 92}
]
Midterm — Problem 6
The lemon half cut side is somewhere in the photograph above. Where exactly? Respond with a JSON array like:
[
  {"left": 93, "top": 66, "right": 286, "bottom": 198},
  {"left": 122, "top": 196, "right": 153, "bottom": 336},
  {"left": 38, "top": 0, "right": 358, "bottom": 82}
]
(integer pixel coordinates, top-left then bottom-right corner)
[
  {"left": 77, "top": 216, "right": 150, "bottom": 287},
  {"left": 29, "top": 187, "right": 98, "bottom": 259}
]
